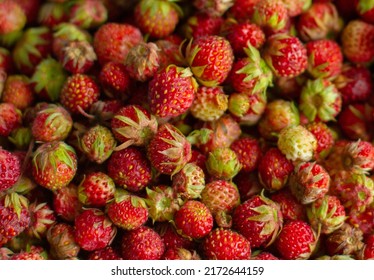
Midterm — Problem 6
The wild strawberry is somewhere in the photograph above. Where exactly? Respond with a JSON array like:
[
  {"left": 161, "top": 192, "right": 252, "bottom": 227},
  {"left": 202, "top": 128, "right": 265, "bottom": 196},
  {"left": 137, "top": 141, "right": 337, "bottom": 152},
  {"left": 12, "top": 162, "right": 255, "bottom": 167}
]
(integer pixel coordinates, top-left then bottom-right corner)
[
  {"left": 348, "top": 205, "right": 374, "bottom": 235},
  {"left": 193, "top": 0, "right": 234, "bottom": 17},
  {"left": 106, "top": 189, "right": 148, "bottom": 231},
  {"left": 14, "top": 0, "right": 41, "bottom": 25},
  {"left": 337, "top": 103, "right": 373, "bottom": 142},
  {"left": 192, "top": 114, "right": 241, "bottom": 154},
  {"left": 252, "top": 0, "right": 289, "bottom": 35},
  {"left": 200, "top": 180, "right": 240, "bottom": 228},
  {"left": 0, "top": 0, "right": 26, "bottom": 35},
  {"left": 305, "top": 122, "right": 335, "bottom": 161},
  {"left": 111, "top": 105, "right": 157, "bottom": 150},
  {"left": 12, "top": 26, "right": 53, "bottom": 76},
  {"left": 296, "top": 2, "right": 343, "bottom": 42},
  {"left": 0, "top": 47, "right": 13, "bottom": 73},
  {"left": 234, "top": 171, "right": 263, "bottom": 202},
  {"left": 121, "top": 226, "right": 165, "bottom": 260},
  {"left": 280, "top": 0, "right": 311, "bottom": 17},
  {"left": 0, "top": 102, "right": 22, "bottom": 137},
  {"left": 31, "top": 104, "right": 73, "bottom": 143},
  {"left": 325, "top": 223, "right": 364, "bottom": 256},
  {"left": 98, "top": 61, "right": 130, "bottom": 100},
  {"left": 341, "top": 19, "right": 374, "bottom": 64},
  {"left": 154, "top": 39, "right": 184, "bottom": 69},
  {"left": 89, "top": 99, "right": 123, "bottom": 123},
  {"left": 59, "top": 40, "right": 97, "bottom": 74},
  {"left": 361, "top": 234, "right": 374, "bottom": 260},
  {"left": 30, "top": 57, "right": 68, "bottom": 102},
  {"left": 148, "top": 65, "right": 197, "bottom": 119},
  {"left": 258, "top": 99, "right": 300, "bottom": 141},
  {"left": 74, "top": 208, "right": 117, "bottom": 252},
  {"left": 231, "top": 136, "right": 262, "bottom": 173},
  {"left": 277, "top": 124, "right": 317, "bottom": 162},
  {"left": 88, "top": 247, "right": 122, "bottom": 260},
  {"left": 60, "top": 74, "right": 100, "bottom": 114},
  {"left": 31, "top": 141, "right": 78, "bottom": 191},
  {"left": 145, "top": 185, "right": 182, "bottom": 222},
  {"left": 77, "top": 171, "right": 116, "bottom": 207},
  {"left": 355, "top": 0, "right": 374, "bottom": 24},
  {"left": 163, "top": 247, "right": 200, "bottom": 260},
  {"left": 185, "top": 35, "right": 234, "bottom": 87},
  {"left": 10, "top": 246, "right": 47, "bottom": 260},
  {"left": 93, "top": 22, "right": 143, "bottom": 65},
  {"left": 232, "top": 192, "right": 283, "bottom": 248},
  {"left": 38, "top": 2, "right": 69, "bottom": 28},
  {"left": 189, "top": 86, "right": 229, "bottom": 122},
  {"left": 172, "top": 163, "right": 205, "bottom": 200},
  {"left": 0, "top": 148, "right": 21, "bottom": 193},
  {"left": 306, "top": 39, "right": 343, "bottom": 79},
  {"left": 271, "top": 188, "right": 306, "bottom": 221},
  {"left": 183, "top": 12, "right": 224, "bottom": 39},
  {"left": 289, "top": 161, "right": 330, "bottom": 205},
  {"left": 275, "top": 220, "right": 317, "bottom": 260},
  {"left": 225, "top": 21, "right": 265, "bottom": 57},
  {"left": 299, "top": 79, "right": 342, "bottom": 123},
  {"left": 53, "top": 183, "right": 82, "bottom": 222},
  {"left": 107, "top": 146, "right": 152, "bottom": 193},
  {"left": 124, "top": 42, "right": 160, "bottom": 82},
  {"left": 69, "top": 0, "right": 108, "bottom": 29},
  {"left": 251, "top": 251, "right": 279, "bottom": 260},
  {"left": 228, "top": 44, "right": 273, "bottom": 95},
  {"left": 155, "top": 222, "right": 196, "bottom": 251},
  {"left": 80, "top": 124, "right": 116, "bottom": 164},
  {"left": 227, "top": 0, "right": 260, "bottom": 21},
  {"left": 47, "top": 223, "right": 80, "bottom": 260},
  {"left": 134, "top": 0, "right": 182, "bottom": 39},
  {"left": 202, "top": 228, "right": 251, "bottom": 260},
  {"left": 174, "top": 200, "right": 214, "bottom": 239},
  {"left": 307, "top": 195, "right": 346, "bottom": 235},
  {"left": 0, "top": 193, "right": 30, "bottom": 246},
  {"left": 148, "top": 123, "right": 192, "bottom": 176},
  {"left": 262, "top": 33, "right": 308, "bottom": 78},
  {"left": 26, "top": 201, "right": 56, "bottom": 239},
  {"left": 1, "top": 75, "right": 34, "bottom": 110},
  {"left": 206, "top": 147, "right": 242, "bottom": 180},
  {"left": 8, "top": 127, "right": 32, "bottom": 150}
]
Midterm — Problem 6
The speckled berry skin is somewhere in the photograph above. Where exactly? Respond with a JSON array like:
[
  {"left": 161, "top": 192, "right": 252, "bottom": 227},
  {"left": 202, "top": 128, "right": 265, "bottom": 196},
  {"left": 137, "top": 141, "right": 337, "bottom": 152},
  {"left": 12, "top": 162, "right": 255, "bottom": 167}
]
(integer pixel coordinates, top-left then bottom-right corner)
[{"left": 0, "top": 148, "right": 21, "bottom": 192}]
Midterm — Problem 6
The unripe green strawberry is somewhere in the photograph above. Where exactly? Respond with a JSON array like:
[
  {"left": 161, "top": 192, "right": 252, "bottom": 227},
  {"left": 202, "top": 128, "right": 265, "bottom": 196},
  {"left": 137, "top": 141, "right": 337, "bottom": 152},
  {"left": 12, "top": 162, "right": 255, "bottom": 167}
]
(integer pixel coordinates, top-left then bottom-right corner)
[
  {"left": 106, "top": 189, "right": 149, "bottom": 231},
  {"left": 69, "top": 0, "right": 108, "bottom": 29},
  {"left": 277, "top": 125, "right": 317, "bottom": 162},
  {"left": 31, "top": 141, "right": 78, "bottom": 191},
  {"left": 206, "top": 147, "right": 242, "bottom": 180},
  {"left": 172, "top": 163, "right": 205, "bottom": 200},
  {"left": 80, "top": 124, "right": 116, "bottom": 164},
  {"left": 31, "top": 104, "right": 73, "bottom": 143},
  {"left": 8, "top": 127, "right": 32, "bottom": 150}
]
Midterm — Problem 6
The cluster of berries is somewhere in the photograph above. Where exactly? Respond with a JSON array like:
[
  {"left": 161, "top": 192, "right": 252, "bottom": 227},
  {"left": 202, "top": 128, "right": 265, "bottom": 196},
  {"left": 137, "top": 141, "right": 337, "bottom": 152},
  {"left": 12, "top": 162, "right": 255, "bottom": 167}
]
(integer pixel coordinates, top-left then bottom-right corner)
[{"left": 0, "top": 0, "right": 373, "bottom": 260}]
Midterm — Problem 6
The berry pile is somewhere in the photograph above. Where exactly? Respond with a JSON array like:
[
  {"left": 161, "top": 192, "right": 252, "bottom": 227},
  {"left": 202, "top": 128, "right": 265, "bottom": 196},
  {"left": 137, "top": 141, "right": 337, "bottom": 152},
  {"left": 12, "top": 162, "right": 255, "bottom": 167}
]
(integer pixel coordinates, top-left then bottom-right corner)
[{"left": 0, "top": 0, "right": 373, "bottom": 260}]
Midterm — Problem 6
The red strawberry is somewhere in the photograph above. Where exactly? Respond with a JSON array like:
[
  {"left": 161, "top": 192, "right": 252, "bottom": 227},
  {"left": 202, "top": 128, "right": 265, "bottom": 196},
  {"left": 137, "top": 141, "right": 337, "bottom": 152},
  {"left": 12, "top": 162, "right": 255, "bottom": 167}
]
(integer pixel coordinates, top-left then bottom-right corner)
[
  {"left": 172, "top": 163, "right": 205, "bottom": 200},
  {"left": 341, "top": 19, "right": 374, "bottom": 64},
  {"left": 305, "top": 122, "right": 335, "bottom": 161},
  {"left": 98, "top": 61, "right": 130, "bottom": 100},
  {"left": 74, "top": 208, "right": 117, "bottom": 252},
  {"left": 227, "top": 0, "right": 260, "bottom": 22},
  {"left": 53, "top": 183, "right": 82, "bottom": 222},
  {"left": 1, "top": 75, "right": 34, "bottom": 110},
  {"left": 69, "top": 0, "right": 108, "bottom": 29},
  {"left": 77, "top": 171, "right": 116, "bottom": 207},
  {"left": 185, "top": 35, "right": 234, "bottom": 87},
  {"left": 107, "top": 147, "right": 152, "bottom": 193},
  {"left": 148, "top": 123, "right": 192, "bottom": 176},
  {"left": 258, "top": 147, "right": 294, "bottom": 192},
  {"left": 233, "top": 171, "right": 263, "bottom": 202},
  {"left": 47, "top": 223, "right": 80, "bottom": 260},
  {"left": 355, "top": 0, "right": 374, "bottom": 24},
  {"left": 134, "top": 0, "right": 182, "bottom": 39},
  {"left": 348, "top": 204, "right": 374, "bottom": 235},
  {"left": 31, "top": 104, "right": 73, "bottom": 143},
  {"left": 121, "top": 226, "right": 165, "bottom": 260},
  {"left": 306, "top": 39, "right": 343, "bottom": 79},
  {"left": 148, "top": 64, "right": 197, "bottom": 119},
  {"left": 263, "top": 33, "right": 308, "bottom": 78},
  {"left": 202, "top": 228, "right": 251, "bottom": 260},
  {"left": 275, "top": 220, "right": 317, "bottom": 260},
  {"left": 38, "top": 2, "right": 69, "bottom": 28},
  {"left": 111, "top": 105, "right": 158, "bottom": 149},
  {"left": 93, "top": 23, "right": 143, "bottom": 65},
  {"left": 0, "top": 148, "right": 21, "bottom": 192},
  {"left": 31, "top": 141, "right": 78, "bottom": 191},
  {"left": 183, "top": 12, "right": 224, "bottom": 39},
  {"left": 106, "top": 189, "right": 148, "bottom": 231},
  {"left": 163, "top": 247, "right": 200, "bottom": 260},
  {"left": 60, "top": 74, "right": 100, "bottom": 114},
  {"left": 361, "top": 234, "right": 374, "bottom": 260},
  {"left": 0, "top": 102, "right": 22, "bottom": 137},
  {"left": 26, "top": 201, "right": 56, "bottom": 239},
  {"left": 14, "top": 0, "right": 41, "bottom": 25},
  {"left": 280, "top": 0, "right": 311, "bottom": 17},
  {"left": 0, "top": 0, "right": 26, "bottom": 35},
  {"left": 193, "top": 0, "right": 233, "bottom": 17},
  {"left": 271, "top": 188, "right": 306, "bottom": 221},
  {"left": 10, "top": 246, "right": 47, "bottom": 260},
  {"left": 232, "top": 192, "right": 283, "bottom": 248},
  {"left": 60, "top": 40, "right": 97, "bottom": 74},
  {"left": 174, "top": 200, "right": 214, "bottom": 239},
  {"left": 251, "top": 251, "right": 279, "bottom": 260},
  {"left": 231, "top": 136, "right": 262, "bottom": 172},
  {"left": 155, "top": 222, "right": 196, "bottom": 250},
  {"left": 88, "top": 247, "right": 122, "bottom": 260},
  {"left": 89, "top": 99, "right": 123, "bottom": 123}
]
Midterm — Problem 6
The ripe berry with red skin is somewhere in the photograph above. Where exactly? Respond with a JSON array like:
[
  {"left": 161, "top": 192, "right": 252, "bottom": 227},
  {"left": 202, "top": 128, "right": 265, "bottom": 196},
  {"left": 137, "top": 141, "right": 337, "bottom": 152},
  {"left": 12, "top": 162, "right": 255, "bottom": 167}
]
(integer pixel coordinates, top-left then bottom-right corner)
[
  {"left": 107, "top": 147, "right": 152, "bottom": 193},
  {"left": 2, "top": 75, "right": 34, "bottom": 110},
  {"left": 0, "top": 102, "right": 22, "bottom": 137},
  {"left": 47, "top": 223, "right": 80, "bottom": 260},
  {"left": 155, "top": 222, "right": 196, "bottom": 251},
  {"left": 99, "top": 61, "right": 130, "bottom": 99},
  {"left": 271, "top": 188, "right": 306, "bottom": 221},
  {"left": 69, "top": 0, "right": 108, "bottom": 30},
  {"left": 121, "top": 226, "right": 165, "bottom": 260},
  {"left": 163, "top": 248, "right": 200, "bottom": 260},
  {"left": 305, "top": 122, "right": 335, "bottom": 161},
  {"left": 231, "top": 137, "right": 262, "bottom": 172},
  {"left": 183, "top": 12, "right": 224, "bottom": 39},
  {"left": 38, "top": 2, "right": 70, "bottom": 29},
  {"left": 53, "top": 183, "right": 82, "bottom": 222},
  {"left": 0, "top": 148, "right": 21, "bottom": 192},
  {"left": 88, "top": 247, "right": 122, "bottom": 260},
  {"left": 354, "top": 0, "right": 374, "bottom": 25},
  {"left": 362, "top": 234, "right": 374, "bottom": 260},
  {"left": 251, "top": 251, "right": 279, "bottom": 260},
  {"left": 74, "top": 208, "right": 117, "bottom": 252},
  {"left": 202, "top": 228, "right": 251, "bottom": 260},
  {"left": 227, "top": 0, "right": 260, "bottom": 21},
  {"left": 60, "top": 40, "right": 97, "bottom": 74}
]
